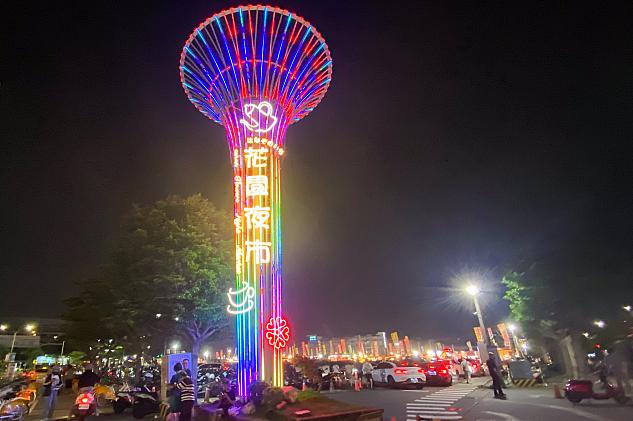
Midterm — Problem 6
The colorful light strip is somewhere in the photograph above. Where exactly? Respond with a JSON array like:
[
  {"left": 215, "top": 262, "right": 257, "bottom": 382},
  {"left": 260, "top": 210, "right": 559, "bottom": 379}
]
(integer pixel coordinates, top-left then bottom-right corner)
[{"left": 179, "top": 5, "right": 332, "bottom": 397}]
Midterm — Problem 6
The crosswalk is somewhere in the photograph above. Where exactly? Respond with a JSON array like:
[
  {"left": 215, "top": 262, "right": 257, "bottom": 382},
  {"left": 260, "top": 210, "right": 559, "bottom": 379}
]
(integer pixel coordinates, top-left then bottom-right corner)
[{"left": 405, "top": 383, "right": 477, "bottom": 420}]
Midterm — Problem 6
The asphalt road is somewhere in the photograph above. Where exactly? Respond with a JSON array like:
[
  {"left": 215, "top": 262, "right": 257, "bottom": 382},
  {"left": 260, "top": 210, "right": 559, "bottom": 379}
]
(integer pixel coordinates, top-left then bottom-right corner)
[{"left": 331, "top": 377, "right": 633, "bottom": 421}]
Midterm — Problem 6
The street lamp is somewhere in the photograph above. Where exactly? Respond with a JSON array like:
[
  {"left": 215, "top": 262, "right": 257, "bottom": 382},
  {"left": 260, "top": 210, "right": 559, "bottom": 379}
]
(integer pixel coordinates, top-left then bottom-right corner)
[
  {"left": 466, "top": 285, "right": 488, "bottom": 346},
  {"left": 594, "top": 320, "right": 606, "bottom": 329},
  {"left": 623, "top": 305, "right": 632, "bottom": 312},
  {"left": 0, "top": 324, "right": 7, "bottom": 332}
]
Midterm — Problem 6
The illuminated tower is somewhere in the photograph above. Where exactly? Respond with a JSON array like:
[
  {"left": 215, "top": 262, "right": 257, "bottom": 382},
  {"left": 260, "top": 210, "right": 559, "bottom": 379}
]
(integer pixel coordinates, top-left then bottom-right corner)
[{"left": 179, "top": 5, "right": 332, "bottom": 395}]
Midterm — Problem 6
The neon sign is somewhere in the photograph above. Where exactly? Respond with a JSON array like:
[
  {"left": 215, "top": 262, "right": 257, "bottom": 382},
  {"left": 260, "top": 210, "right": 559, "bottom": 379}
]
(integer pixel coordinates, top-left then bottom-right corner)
[
  {"left": 265, "top": 316, "right": 290, "bottom": 350},
  {"left": 239, "top": 102, "right": 278, "bottom": 134},
  {"left": 226, "top": 283, "right": 255, "bottom": 315}
]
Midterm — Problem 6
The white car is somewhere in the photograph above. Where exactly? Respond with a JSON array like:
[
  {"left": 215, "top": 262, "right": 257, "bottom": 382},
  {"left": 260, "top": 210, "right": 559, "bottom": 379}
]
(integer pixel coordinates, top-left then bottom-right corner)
[{"left": 372, "top": 361, "right": 426, "bottom": 388}]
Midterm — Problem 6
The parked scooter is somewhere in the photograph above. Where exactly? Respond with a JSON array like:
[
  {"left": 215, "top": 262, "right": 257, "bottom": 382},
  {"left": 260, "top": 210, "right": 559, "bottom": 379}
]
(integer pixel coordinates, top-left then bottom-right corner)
[
  {"left": 131, "top": 388, "right": 159, "bottom": 419},
  {"left": 112, "top": 383, "right": 136, "bottom": 414},
  {"left": 71, "top": 390, "right": 97, "bottom": 421},
  {"left": 564, "top": 379, "right": 629, "bottom": 405}
]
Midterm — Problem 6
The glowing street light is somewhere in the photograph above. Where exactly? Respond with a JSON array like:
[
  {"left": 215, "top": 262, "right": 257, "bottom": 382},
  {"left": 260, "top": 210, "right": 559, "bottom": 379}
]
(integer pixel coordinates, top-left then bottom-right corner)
[
  {"left": 582, "top": 332, "right": 590, "bottom": 338},
  {"left": 0, "top": 324, "right": 7, "bottom": 332},
  {"left": 594, "top": 320, "right": 606, "bottom": 329},
  {"left": 171, "top": 342, "right": 180, "bottom": 352},
  {"left": 466, "top": 285, "right": 480, "bottom": 296},
  {"left": 623, "top": 305, "right": 632, "bottom": 312}
]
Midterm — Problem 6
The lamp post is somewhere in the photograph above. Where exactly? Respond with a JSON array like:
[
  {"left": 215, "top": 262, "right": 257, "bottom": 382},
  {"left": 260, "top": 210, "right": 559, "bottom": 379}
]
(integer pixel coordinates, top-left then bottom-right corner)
[
  {"left": 9, "top": 324, "right": 36, "bottom": 353},
  {"left": 466, "top": 285, "right": 488, "bottom": 346},
  {"left": 508, "top": 324, "right": 523, "bottom": 358}
]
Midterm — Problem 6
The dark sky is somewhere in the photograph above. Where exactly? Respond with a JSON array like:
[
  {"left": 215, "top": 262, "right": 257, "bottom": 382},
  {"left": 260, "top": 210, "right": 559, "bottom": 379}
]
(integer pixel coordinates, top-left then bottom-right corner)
[{"left": 2, "top": 1, "right": 632, "bottom": 340}]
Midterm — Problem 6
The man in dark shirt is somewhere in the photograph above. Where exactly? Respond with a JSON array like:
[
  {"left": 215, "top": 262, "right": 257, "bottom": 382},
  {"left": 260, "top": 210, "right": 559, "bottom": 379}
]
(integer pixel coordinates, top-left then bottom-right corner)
[
  {"left": 486, "top": 352, "right": 506, "bottom": 399},
  {"left": 78, "top": 364, "right": 101, "bottom": 389}
]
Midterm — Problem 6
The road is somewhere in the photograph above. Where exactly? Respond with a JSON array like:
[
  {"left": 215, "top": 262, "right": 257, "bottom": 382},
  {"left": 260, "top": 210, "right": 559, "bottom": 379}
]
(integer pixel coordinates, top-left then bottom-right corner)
[{"left": 332, "top": 377, "right": 633, "bottom": 420}]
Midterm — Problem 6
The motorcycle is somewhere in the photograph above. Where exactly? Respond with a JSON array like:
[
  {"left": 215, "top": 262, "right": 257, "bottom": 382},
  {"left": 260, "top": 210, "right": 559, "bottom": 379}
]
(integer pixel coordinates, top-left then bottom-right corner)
[
  {"left": 72, "top": 390, "right": 96, "bottom": 421},
  {"left": 564, "top": 379, "right": 629, "bottom": 405},
  {"left": 131, "top": 388, "right": 159, "bottom": 419},
  {"left": 112, "top": 383, "right": 136, "bottom": 414}
]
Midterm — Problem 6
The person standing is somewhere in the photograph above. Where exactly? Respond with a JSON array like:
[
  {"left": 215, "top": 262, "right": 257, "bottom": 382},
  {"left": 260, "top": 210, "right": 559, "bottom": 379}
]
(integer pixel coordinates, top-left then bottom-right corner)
[
  {"left": 460, "top": 359, "right": 472, "bottom": 384},
  {"left": 361, "top": 361, "right": 374, "bottom": 389},
  {"left": 168, "top": 363, "right": 186, "bottom": 414},
  {"left": 177, "top": 371, "right": 195, "bottom": 421},
  {"left": 41, "top": 366, "right": 63, "bottom": 420},
  {"left": 486, "top": 352, "right": 506, "bottom": 399}
]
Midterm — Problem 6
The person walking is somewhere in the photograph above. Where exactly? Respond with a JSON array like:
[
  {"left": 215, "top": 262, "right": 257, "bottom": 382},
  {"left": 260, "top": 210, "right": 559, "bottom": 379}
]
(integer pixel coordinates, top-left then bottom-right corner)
[
  {"left": 177, "top": 370, "right": 195, "bottom": 421},
  {"left": 460, "top": 359, "right": 472, "bottom": 384},
  {"left": 41, "top": 366, "right": 63, "bottom": 421},
  {"left": 486, "top": 352, "right": 506, "bottom": 399}
]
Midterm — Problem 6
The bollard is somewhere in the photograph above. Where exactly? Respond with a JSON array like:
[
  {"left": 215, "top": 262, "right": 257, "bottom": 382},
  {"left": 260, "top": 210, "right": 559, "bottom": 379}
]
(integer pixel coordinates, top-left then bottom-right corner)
[{"left": 554, "top": 384, "right": 563, "bottom": 399}]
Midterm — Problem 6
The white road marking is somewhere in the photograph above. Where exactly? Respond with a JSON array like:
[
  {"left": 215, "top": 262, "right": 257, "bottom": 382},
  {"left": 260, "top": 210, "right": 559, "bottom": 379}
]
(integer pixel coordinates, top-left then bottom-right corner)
[
  {"left": 481, "top": 411, "right": 521, "bottom": 420},
  {"left": 407, "top": 403, "right": 451, "bottom": 408},
  {"left": 407, "top": 410, "right": 459, "bottom": 415},
  {"left": 403, "top": 383, "right": 477, "bottom": 421}
]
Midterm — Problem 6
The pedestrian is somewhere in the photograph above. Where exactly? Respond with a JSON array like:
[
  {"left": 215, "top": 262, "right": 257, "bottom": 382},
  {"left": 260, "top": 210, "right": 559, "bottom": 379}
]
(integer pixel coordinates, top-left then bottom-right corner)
[
  {"left": 168, "top": 363, "right": 186, "bottom": 414},
  {"left": 177, "top": 370, "right": 195, "bottom": 421},
  {"left": 460, "top": 359, "right": 472, "bottom": 384},
  {"left": 486, "top": 352, "right": 506, "bottom": 399},
  {"left": 362, "top": 361, "right": 374, "bottom": 389},
  {"left": 41, "top": 366, "right": 63, "bottom": 421},
  {"left": 77, "top": 364, "right": 100, "bottom": 390}
]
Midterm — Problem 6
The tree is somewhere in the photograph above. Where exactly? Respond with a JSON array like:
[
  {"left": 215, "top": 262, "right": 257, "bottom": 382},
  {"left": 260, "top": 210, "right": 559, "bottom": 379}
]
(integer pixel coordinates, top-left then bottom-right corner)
[
  {"left": 65, "top": 194, "right": 233, "bottom": 391},
  {"left": 502, "top": 268, "right": 589, "bottom": 377}
]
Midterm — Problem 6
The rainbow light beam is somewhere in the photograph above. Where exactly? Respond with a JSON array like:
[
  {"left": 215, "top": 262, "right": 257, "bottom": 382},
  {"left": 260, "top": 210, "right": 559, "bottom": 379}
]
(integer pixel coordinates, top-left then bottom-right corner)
[{"left": 179, "top": 5, "right": 333, "bottom": 396}]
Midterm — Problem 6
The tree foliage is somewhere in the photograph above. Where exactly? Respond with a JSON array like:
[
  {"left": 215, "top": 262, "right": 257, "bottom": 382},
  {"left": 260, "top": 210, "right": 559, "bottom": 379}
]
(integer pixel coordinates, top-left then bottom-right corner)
[
  {"left": 65, "top": 194, "right": 233, "bottom": 375},
  {"left": 501, "top": 271, "right": 530, "bottom": 323}
]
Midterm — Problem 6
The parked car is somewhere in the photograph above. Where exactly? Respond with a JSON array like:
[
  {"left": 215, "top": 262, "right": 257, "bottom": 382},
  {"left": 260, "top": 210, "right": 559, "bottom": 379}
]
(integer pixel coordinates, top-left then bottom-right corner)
[{"left": 371, "top": 361, "right": 426, "bottom": 388}]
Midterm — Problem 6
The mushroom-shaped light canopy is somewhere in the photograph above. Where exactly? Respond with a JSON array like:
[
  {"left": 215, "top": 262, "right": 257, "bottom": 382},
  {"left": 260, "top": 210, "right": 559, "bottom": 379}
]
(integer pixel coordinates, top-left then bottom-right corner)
[{"left": 179, "top": 5, "right": 333, "bottom": 128}]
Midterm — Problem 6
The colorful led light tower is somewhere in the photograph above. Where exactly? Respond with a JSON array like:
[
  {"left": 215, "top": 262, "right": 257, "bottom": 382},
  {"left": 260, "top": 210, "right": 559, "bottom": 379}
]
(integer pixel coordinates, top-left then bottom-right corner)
[{"left": 179, "top": 5, "right": 332, "bottom": 395}]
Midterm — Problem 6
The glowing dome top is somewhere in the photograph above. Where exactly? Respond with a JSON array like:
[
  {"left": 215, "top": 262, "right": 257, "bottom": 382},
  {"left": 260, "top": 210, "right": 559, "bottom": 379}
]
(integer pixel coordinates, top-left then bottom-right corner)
[{"left": 179, "top": 5, "right": 333, "bottom": 126}]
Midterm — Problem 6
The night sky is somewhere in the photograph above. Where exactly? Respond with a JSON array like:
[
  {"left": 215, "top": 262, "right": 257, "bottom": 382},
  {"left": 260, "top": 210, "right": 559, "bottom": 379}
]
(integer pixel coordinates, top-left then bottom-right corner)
[{"left": 2, "top": 1, "right": 632, "bottom": 340}]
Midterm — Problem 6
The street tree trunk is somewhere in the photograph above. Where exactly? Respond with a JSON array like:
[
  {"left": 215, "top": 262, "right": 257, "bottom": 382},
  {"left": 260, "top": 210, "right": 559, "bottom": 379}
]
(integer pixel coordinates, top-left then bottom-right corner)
[{"left": 184, "top": 320, "right": 228, "bottom": 401}]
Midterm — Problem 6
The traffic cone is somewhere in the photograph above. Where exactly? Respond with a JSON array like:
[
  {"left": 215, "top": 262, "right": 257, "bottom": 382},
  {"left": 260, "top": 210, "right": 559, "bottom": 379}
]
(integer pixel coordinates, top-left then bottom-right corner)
[{"left": 554, "top": 384, "right": 563, "bottom": 399}]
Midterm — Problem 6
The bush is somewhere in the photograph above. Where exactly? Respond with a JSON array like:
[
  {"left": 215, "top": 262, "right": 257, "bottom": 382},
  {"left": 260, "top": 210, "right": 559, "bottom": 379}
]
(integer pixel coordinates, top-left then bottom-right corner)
[
  {"left": 248, "top": 381, "right": 270, "bottom": 407},
  {"left": 263, "top": 387, "right": 285, "bottom": 408}
]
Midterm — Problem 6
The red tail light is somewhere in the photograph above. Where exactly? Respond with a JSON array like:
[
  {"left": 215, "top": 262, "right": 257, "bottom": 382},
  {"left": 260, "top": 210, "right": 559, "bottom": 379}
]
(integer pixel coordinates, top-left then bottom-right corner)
[
  {"left": 439, "top": 369, "right": 448, "bottom": 374},
  {"left": 394, "top": 369, "right": 407, "bottom": 374},
  {"left": 418, "top": 369, "right": 425, "bottom": 374},
  {"left": 80, "top": 397, "right": 89, "bottom": 404}
]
